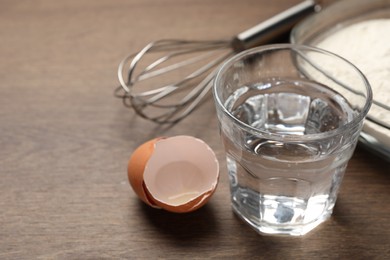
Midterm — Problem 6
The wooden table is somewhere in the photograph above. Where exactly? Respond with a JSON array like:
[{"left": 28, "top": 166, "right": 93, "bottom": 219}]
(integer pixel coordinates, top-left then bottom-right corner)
[{"left": 1, "top": 0, "right": 389, "bottom": 258}]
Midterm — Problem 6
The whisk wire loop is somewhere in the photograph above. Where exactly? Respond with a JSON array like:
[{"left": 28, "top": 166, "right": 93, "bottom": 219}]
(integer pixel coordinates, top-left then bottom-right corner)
[{"left": 116, "top": 39, "right": 232, "bottom": 123}]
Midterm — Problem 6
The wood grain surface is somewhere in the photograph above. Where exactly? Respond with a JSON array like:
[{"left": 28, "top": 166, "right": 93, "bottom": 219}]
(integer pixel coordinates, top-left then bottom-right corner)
[{"left": 1, "top": 0, "right": 389, "bottom": 259}]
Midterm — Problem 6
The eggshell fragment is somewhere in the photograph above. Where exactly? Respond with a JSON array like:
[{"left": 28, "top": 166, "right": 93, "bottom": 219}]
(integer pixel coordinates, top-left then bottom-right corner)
[
  {"left": 127, "top": 137, "right": 164, "bottom": 208},
  {"left": 127, "top": 135, "right": 219, "bottom": 213}
]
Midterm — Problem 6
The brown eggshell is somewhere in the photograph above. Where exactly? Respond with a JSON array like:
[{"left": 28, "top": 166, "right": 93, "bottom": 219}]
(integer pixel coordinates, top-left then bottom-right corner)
[
  {"left": 128, "top": 135, "right": 219, "bottom": 213},
  {"left": 127, "top": 137, "right": 164, "bottom": 208}
]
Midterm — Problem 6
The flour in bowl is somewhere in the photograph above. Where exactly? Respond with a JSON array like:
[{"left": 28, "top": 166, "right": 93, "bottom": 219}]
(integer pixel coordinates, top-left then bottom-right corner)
[{"left": 315, "top": 19, "right": 390, "bottom": 146}]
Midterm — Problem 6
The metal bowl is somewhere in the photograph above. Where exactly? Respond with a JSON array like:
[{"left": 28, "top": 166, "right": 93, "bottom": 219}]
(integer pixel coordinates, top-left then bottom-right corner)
[{"left": 291, "top": 0, "right": 390, "bottom": 162}]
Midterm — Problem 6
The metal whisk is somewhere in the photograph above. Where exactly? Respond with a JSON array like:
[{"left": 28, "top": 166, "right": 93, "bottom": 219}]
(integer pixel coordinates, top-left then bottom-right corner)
[{"left": 115, "top": 0, "right": 321, "bottom": 124}]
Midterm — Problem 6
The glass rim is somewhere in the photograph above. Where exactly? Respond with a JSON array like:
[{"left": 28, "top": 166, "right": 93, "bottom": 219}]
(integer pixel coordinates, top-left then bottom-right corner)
[{"left": 212, "top": 43, "right": 373, "bottom": 141}]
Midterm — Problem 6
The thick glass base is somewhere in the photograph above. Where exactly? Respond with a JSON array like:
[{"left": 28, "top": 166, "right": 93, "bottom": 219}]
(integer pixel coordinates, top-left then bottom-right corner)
[
  {"left": 231, "top": 196, "right": 332, "bottom": 236},
  {"left": 233, "top": 205, "right": 331, "bottom": 236}
]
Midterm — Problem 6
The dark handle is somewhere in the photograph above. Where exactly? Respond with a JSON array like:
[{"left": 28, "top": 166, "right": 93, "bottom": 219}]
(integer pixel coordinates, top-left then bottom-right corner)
[{"left": 232, "top": 0, "right": 321, "bottom": 52}]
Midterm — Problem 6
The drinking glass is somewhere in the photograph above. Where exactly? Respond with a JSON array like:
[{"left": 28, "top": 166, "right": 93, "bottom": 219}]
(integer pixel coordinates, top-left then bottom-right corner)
[{"left": 212, "top": 44, "right": 372, "bottom": 236}]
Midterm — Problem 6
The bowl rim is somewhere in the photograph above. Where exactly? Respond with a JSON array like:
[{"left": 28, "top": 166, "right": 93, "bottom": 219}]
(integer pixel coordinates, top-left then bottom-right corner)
[{"left": 290, "top": 0, "right": 390, "bottom": 45}]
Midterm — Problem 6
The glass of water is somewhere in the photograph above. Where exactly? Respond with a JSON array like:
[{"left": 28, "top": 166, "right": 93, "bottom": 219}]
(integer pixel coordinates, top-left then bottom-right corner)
[{"left": 212, "top": 44, "right": 372, "bottom": 236}]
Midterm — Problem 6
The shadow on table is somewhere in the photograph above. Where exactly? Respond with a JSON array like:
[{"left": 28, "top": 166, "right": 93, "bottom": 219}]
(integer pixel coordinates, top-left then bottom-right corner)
[{"left": 138, "top": 200, "right": 219, "bottom": 244}]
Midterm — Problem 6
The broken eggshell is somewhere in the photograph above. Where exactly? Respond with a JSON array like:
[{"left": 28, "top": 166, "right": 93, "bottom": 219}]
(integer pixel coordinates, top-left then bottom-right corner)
[{"left": 127, "top": 135, "right": 219, "bottom": 213}]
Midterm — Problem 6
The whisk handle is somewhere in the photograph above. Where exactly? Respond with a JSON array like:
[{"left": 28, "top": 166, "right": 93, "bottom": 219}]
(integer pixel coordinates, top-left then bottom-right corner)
[{"left": 232, "top": 0, "right": 321, "bottom": 52}]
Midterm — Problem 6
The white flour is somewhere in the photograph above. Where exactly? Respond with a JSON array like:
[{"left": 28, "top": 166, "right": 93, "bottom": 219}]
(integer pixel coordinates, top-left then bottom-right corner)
[{"left": 315, "top": 19, "right": 390, "bottom": 146}]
